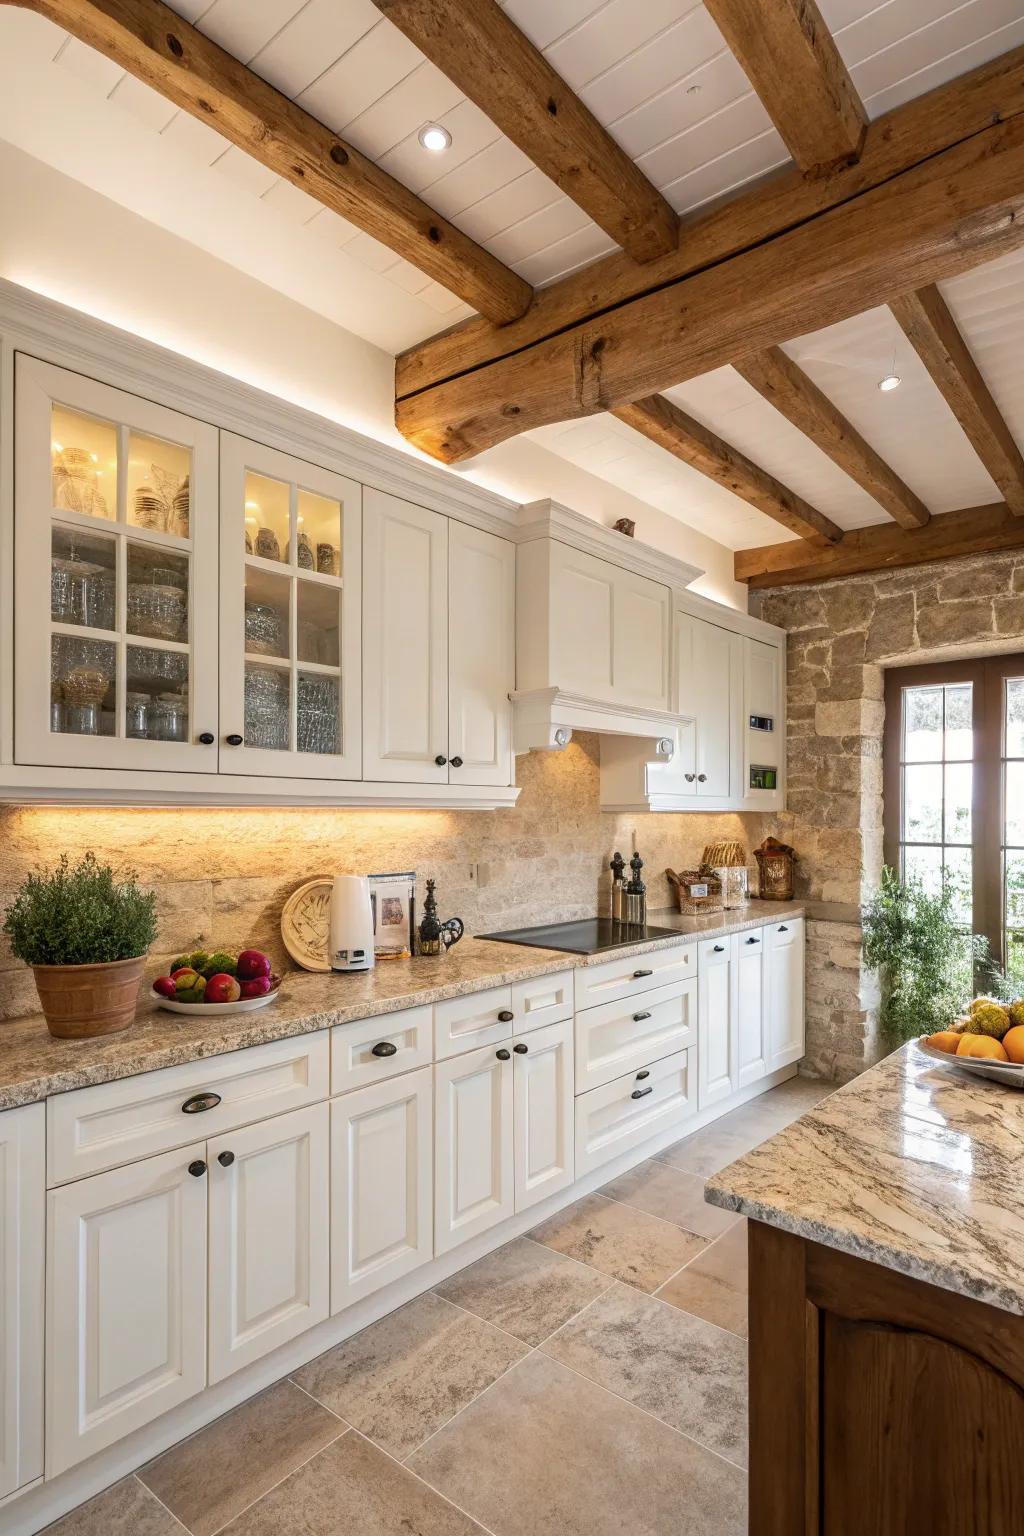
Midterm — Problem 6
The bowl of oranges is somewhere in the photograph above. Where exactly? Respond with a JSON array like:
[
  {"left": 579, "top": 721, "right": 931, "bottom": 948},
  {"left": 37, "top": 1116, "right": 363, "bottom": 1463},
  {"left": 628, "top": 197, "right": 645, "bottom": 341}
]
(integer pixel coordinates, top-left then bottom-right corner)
[{"left": 919, "top": 998, "right": 1024, "bottom": 1086}]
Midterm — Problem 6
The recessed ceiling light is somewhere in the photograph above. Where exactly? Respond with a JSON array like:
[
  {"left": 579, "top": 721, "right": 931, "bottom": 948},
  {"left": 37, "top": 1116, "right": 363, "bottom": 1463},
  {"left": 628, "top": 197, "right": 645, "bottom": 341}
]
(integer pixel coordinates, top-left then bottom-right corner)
[
  {"left": 878, "top": 373, "right": 902, "bottom": 392},
  {"left": 418, "top": 123, "right": 452, "bottom": 153}
]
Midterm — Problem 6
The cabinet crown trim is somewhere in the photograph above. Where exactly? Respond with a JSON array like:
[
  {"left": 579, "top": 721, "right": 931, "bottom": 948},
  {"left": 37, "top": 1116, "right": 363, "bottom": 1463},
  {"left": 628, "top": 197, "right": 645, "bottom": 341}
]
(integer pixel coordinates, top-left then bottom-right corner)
[{"left": 516, "top": 501, "right": 704, "bottom": 590}]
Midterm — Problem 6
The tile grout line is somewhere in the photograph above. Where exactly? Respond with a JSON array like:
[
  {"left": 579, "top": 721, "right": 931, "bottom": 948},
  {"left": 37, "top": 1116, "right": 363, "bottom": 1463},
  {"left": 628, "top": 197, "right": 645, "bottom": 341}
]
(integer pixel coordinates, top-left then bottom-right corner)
[
  {"left": 201, "top": 1410, "right": 350, "bottom": 1536},
  {"left": 350, "top": 1429, "right": 501, "bottom": 1536},
  {"left": 132, "top": 1474, "right": 193, "bottom": 1535}
]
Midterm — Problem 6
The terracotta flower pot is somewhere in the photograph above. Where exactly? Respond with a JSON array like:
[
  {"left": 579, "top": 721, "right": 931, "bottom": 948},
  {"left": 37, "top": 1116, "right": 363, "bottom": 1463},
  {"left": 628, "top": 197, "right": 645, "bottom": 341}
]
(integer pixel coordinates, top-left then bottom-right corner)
[{"left": 31, "top": 954, "right": 146, "bottom": 1040}]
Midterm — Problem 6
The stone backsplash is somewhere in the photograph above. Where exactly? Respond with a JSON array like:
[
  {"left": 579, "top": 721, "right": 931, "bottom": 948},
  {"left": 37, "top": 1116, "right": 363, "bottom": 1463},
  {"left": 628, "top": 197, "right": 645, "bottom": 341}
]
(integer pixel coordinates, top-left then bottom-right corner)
[{"left": 0, "top": 733, "right": 767, "bottom": 1022}]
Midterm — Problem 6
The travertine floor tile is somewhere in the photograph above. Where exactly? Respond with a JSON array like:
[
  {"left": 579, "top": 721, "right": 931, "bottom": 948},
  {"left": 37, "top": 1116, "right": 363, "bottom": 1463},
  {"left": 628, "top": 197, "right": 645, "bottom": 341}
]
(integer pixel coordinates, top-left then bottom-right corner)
[
  {"left": 655, "top": 1078, "right": 831, "bottom": 1178},
  {"left": 600, "top": 1160, "right": 740, "bottom": 1238},
  {"left": 528, "top": 1192, "right": 706, "bottom": 1291},
  {"left": 657, "top": 1219, "right": 749, "bottom": 1337},
  {"left": 436, "top": 1236, "right": 611, "bottom": 1345},
  {"left": 45, "top": 1477, "right": 183, "bottom": 1535},
  {"left": 408, "top": 1352, "right": 747, "bottom": 1536},
  {"left": 654, "top": 1124, "right": 763, "bottom": 1179},
  {"left": 543, "top": 1282, "right": 748, "bottom": 1466},
  {"left": 219, "top": 1432, "right": 486, "bottom": 1535},
  {"left": 292, "top": 1291, "right": 527, "bottom": 1460},
  {"left": 139, "top": 1379, "right": 344, "bottom": 1536}
]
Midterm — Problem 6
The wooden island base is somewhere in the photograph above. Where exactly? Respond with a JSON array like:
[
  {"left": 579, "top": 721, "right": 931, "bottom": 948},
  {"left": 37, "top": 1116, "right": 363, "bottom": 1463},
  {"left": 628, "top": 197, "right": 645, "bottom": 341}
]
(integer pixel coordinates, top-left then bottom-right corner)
[{"left": 749, "top": 1221, "right": 1024, "bottom": 1535}]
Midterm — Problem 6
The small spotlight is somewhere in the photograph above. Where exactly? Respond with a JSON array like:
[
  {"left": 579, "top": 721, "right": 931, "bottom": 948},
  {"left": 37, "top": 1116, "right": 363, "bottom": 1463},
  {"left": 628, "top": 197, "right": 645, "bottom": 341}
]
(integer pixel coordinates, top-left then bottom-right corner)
[
  {"left": 418, "top": 122, "right": 452, "bottom": 153},
  {"left": 878, "top": 373, "right": 901, "bottom": 392}
]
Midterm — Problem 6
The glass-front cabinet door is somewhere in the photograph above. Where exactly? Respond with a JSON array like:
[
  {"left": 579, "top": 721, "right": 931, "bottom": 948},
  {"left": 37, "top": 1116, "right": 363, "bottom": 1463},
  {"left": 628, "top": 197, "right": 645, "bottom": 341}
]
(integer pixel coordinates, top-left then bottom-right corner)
[
  {"left": 219, "top": 434, "right": 361, "bottom": 779},
  {"left": 14, "top": 356, "right": 219, "bottom": 772}
]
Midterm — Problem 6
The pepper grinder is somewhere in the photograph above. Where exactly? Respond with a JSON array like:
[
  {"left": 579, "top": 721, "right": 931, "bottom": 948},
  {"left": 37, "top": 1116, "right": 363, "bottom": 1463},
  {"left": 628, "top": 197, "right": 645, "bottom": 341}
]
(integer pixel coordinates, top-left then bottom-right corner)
[
  {"left": 623, "top": 851, "right": 647, "bottom": 926},
  {"left": 610, "top": 851, "right": 626, "bottom": 922}
]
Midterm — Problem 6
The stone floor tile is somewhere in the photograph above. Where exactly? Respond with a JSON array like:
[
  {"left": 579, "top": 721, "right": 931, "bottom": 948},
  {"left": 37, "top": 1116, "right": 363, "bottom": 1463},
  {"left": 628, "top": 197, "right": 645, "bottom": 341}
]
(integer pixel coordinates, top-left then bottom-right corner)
[
  {"left": 292, "top": 1291, "right": 527, "bottom": 1461},
  {"left": 138, "top": 1379, "right": 344, "bottom": 1536},
  {"left": 599, "top": 1160, "right": 740, "bottom": 1238},
  {"left": 528, "top": 1192, "right": 707, "bottom": 1291},
  {"left": 408, "top": 1352, "right": 747, "bottom": 1536},
  {"left": 44, "top": 1477, "right": 184, "bottom": 1535},
  {"left": 543, "top": 1282, "right": 748, "bottom": 1466},
  {"left": 653, "top": 1123, "right": 763, "bottom": 1179},
  {"left": 656, "top": 1220, "right": 749, "bottom": 1337},
  {"left": 435, "top": 1236, "right": 611, "bottom": 1345}
]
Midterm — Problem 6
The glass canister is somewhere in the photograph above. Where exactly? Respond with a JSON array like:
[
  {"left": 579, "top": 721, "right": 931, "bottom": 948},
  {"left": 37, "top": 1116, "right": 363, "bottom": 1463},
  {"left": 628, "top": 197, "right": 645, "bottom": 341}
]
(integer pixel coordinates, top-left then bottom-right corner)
[
  {"left": 150, "top": 693, "right": 187, "bottom": 743},
  {"left": 245, "top": 602, "right": 283, "bottom": 657},
  {"left": 126, "top": 691, "right": 150, "bottom": 739}
]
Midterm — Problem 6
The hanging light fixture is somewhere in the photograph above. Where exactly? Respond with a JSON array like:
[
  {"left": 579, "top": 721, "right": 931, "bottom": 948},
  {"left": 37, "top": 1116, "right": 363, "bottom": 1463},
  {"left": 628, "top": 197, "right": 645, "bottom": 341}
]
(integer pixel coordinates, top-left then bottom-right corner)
[{"left": 878, "top": 344, "right": 901, "bottom": 392}]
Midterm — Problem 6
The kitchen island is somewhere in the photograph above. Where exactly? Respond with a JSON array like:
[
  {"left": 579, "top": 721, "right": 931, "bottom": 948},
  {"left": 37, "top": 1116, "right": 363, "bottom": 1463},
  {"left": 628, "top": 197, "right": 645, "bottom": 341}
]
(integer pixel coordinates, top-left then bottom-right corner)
[{"left": 706, "top": 1042, "right": 1024, "bottom": 1536}]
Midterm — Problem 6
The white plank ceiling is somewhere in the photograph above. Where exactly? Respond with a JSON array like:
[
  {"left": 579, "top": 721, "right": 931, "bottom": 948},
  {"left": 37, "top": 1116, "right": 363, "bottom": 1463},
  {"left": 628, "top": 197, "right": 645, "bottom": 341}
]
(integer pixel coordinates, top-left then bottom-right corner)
[{"left": 2, "top": 0, "right": 1024, "bottom": 551}]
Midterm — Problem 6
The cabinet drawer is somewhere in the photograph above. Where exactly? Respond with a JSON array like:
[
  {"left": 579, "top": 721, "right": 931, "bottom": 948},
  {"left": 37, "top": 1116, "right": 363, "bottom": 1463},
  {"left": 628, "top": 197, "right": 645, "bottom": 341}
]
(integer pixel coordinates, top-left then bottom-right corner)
[
  {"left": 574, "top": 942, "right": 695, "bottom": 1011},
  {"left": 435, "top": 985, "right": 514, "bottom": 1060},
  {"left": 47, "top": 1032, "right": 330, "bottom": 1186},
  {"left": 765, "top": 916, "right": 803, "bottom": 949},
  {"left": 331, "top": 1005, "right": 432, "bottom": 1094},
  {"left": 575, "top": 1049, "right": 695, "bottom": 1179},
  {"left": 575, "top": 978, "right": 695, "bottom": 1094},
  {"left": 511, "top": 969, "right": 573, "bottom": 1033}
]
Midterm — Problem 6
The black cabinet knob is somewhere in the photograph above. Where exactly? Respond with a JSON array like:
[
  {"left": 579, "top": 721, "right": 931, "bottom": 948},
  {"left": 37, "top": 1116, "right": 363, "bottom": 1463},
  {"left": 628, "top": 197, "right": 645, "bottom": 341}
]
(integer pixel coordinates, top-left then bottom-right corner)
[
  {"left": 182, "top": 1091, "right": 221, "bottom": 1115},
  {"left": 631, "top": 1085, "right": 653, "bottom": 1100},
  {"left": 497, "top": 1009, "right": 514, "bottom": 1022},
  {"left": 495, "top": 1048, "right": 511, "bottom": 1061},
  {"left": 371, "top": 1041, "right": 398, "bottom": 1058},
  {"left": 697, "top": 773, "right": 707, "bottom": 782},
  {"left": 434, "top": 754, "right": 447, "bottom": 766},
  {"left": 226, "top": 733, "right": 244, "bottom": 747},
  {"left": 684, "top": 773, "right": 696, "bottom": 783},
  {"left": 779, "top": 925, "right": 789, "bottom": 933},
  {"left": 513, "top": 1042, "right": 528, "bottom": 1054},
  {"left": 635, "top": 1069, "right": 650, "bottom": 1081},
  {"left": 632, "top": 1011, "right": 652, "bottom": 1023},
  {"left": 217, "top": 1150, "right": 235, "bottom": 1167},
  {"left": 632, "top": 968, "right": 653, "bottom": 979},
  {"left": 746, "top": 936, "right": 759, "bottom": 945},
  {"left": 450, "top": 756, "right": 463, "bottom": 767},
  {"left": 713, "top": 944, "right": 725, "bottom": 953},
  {"left": 188, "top": 1159, "right": 207, "bottom": 1178},
  {"left": 198, "top": 731, "right": 215, "bottom": 745}
]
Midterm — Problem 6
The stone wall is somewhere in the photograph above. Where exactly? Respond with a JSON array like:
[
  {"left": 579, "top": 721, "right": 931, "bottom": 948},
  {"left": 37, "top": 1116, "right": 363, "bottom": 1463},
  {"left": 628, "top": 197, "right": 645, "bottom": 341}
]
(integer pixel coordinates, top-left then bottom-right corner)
[
  {"left": 752, "top": 547, "right": 1024, "bottom": 1079},
  {"left": 0, "top": 734, "right": 766, "bottom": 1021}
]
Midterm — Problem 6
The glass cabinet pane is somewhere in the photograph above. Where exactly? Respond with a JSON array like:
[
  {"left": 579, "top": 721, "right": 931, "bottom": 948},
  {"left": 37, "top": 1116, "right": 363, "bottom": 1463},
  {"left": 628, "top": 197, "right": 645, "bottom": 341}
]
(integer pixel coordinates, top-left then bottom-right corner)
[
  {"left": 51, "top": 635, "right": 116, "bottom": 736},
  {"left": 127, "top": 431, "right": 191, "bottom": 537},
  {"left": 51, "top": 525, "right": 117, "bottom": 631},
  {"left": 297, "top": 671, "right": 339, "bottom": 755},
  {"left": 245, "top": 568, "right": 290, "bottom": 659},
  {"left": 297, "top": 489, "right": 342, "bottom": 576},
  {"left": 245, "top": 664, "right": 290, "bottom": 750},
  {"left": 127, "top": 544, "right": 189, "bottom": 643},
  {"left": 297, "top": 581, "right": 340, "bottom": 668},
  {"left": 245, "top": 472, "right": 289, "bottom": 562},
  {"left": 51, "top": 405, "right": 117, "bottom": 520}
]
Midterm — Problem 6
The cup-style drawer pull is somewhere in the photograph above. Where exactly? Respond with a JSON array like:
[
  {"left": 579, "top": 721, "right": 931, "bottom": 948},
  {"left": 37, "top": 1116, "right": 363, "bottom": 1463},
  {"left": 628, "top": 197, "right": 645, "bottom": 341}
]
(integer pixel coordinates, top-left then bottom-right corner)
[
  {"left": 497, "top": 1009, "right": 514, "bottom": 1022},
  {"left": 632, "top": 1010, "right": 652, "bottom": 1022},
  {"left": 635, "top": 1069, "right": 650, "bottom": 1081},
  {"left": 779, "top": 925, "right": 789, "bottom": 932},
  {"left": 182, "top": 1092, "right": 222, "bottom": 1115},
  {"left": 217, "top": 1150, "right": 234, "bottom": 1168},
  {"left": 632, "top": 968, "right": 653, "bottom": 979},
  {"left": 746, "top": 936, "right": 759, "bottom": 945},
  {"left": 371, "top": 1041, "right": 398, "bottom": 1057},
  {"left": 188, "top": 1159, "right": 207, "bottom": 1177},
  {"left": 713, "top": 944, "right": 725, "bottom": 953},
  {"left": 631, "top": 1085, "right": 654, "bottom": 1100}
]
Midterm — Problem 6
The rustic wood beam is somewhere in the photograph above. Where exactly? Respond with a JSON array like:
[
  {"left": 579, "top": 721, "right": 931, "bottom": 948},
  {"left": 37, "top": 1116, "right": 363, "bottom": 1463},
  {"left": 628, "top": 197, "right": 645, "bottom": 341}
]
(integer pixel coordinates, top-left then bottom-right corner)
[
  {"left": 735, "top": 347, "right": 930, "bottom": 529},
  {"left": 734, "top": 501, "right": 1020, "bottom": 588},
  {"left": 704, "top": 0, "right": 867, "bottom": 176},
  {"left": 5, "top": 0, "right": 532, "bottom": 325},
  {"left": 614, "top": 394, "right": 842, "bottom": 544},
  {"left": 890, "top": 285, "right": 1024, "bottom": 516},
  {"left": 372, "top": 0, "right": 677, "bottom": 264},
  {"left": 396, "top": 46, "right": 1024, "bottom": 399},
  {"left": 396, "top": 114, "right": 1024, "bottom": 463}
]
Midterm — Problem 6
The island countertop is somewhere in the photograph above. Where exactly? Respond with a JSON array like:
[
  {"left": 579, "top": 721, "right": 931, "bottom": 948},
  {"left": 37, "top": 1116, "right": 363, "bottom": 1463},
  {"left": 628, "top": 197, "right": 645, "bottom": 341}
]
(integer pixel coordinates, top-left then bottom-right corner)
[
  {"left": 0, "top": 900, "right": 802, "bottom": 1110},
  {"left": 706, "top": 1040, "right": 1024, "bottom": 1316}
]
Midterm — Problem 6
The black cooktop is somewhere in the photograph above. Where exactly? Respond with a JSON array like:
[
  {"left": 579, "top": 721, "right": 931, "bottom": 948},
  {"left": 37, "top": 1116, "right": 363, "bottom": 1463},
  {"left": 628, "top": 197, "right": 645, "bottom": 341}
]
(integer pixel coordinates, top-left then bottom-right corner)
[{"left": 478, "top": 917, "right": 681, "bottom": 955}]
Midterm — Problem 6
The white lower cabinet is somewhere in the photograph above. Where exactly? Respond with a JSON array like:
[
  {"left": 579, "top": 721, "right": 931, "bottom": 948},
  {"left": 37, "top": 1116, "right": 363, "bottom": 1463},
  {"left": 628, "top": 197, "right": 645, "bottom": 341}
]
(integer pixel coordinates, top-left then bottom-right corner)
[
  {"left": 511, "top": 1018, "right": 574, "bottom": 1214},
  {"left": 207, "top": 1103, "right": 330, "bottom": 1385},
  {"left": 434, "top": 1042, "right": 514, "bottom": 1256},
  {"left": 736, "top": 932, "right": 767, "bottom": 1088},
  {"left": 331, "top": 1067, "right": 433, "bottom": 1313},
  {"left": 46, "top": 1142, "right": 209, "bottom": 1476},
  {"left": 766, "top": 919, "right": 806, "bottom": 1072},
  {"left": 0, "top": 1104, "right": 44, "bottom": 1502},
  {"left": 698, "top": 936, "right": 737, "bottom": 1109}
]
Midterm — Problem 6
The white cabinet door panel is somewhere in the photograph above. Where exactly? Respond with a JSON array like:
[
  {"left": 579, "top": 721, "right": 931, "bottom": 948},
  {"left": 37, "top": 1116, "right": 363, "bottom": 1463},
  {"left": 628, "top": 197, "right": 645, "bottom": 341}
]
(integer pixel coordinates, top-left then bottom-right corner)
[
  {"left": 766, "top": 919, "right": 805, "bottom": 1072},
  {"left": 434, "top": 1044, "right": 513, "bottom": 1256},
  {"left": 363, "top": 489, "right": 448, "bottom": 782},
  {"left": 208, "top": 1103, "right": 329, "bottom": 1384},
  {"left": 736, "top": 930, "right": 767, "bottom": 1088},
  {"left": 0, "top": 1104, "right": 44, "bottom": 1501},
  {"left": 331, "top": 1067, "right": 433, "bottom": 1313},
  {"left": 698, "top": 936, "right": 737, "bottom": 1109},
  {"left": 47, "top": 1143, "right": 208, "bottom": 1475},
  {"left": 675, "top": 612, "right": 737, "bottom": 799},
  {"left": 513, "top": 1019, "right": 573, "bottom": 1214},
  {"left": 547, "top": 541, "right": 670, "bottom": 709},
  {"left": 448, "top": 522, "right": 514, "bottom": 787}
]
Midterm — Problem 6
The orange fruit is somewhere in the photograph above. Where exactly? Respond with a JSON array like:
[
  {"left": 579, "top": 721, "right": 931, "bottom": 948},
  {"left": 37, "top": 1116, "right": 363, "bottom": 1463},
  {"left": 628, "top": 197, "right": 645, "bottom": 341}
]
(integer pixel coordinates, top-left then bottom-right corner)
[
  {"left": 926, "top": 1031, "right": 962, "bottom": 1054},
  {"left": 956, "top": 1033, "right": 1009, "bottom": 1062},
  {"left": 1002, "top": 1025, "right": 1024, "bottom": 1064}
]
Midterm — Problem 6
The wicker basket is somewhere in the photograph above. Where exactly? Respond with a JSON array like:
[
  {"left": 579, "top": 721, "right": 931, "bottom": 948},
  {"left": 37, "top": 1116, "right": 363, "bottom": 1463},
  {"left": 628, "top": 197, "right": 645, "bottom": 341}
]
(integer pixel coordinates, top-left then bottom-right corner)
[{"left": 666, "top": 867, "right": 724, "bottom": 915}]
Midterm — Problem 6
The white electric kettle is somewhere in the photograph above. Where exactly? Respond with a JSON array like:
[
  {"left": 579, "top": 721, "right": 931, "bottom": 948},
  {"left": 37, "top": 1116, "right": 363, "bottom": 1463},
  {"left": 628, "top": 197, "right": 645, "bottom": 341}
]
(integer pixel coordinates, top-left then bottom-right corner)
[{"left": 328, "top": 875, "right": 375, "bottom": 972}]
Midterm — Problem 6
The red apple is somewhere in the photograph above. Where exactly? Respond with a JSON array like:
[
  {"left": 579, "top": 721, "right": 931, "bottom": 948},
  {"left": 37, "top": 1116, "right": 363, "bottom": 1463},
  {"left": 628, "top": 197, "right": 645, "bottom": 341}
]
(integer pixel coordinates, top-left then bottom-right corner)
[
  {"left": 239, "top": 975, "right": 273, "bottom": 999},
  {"left": 237, "top": 949, "right": 272, "bottom": 981},
  {"left": 153, "top": 975, "right": 177, "bottom": 999},
  {"left": 205, "top": 973, "right": 241, "bottom": 1004}
]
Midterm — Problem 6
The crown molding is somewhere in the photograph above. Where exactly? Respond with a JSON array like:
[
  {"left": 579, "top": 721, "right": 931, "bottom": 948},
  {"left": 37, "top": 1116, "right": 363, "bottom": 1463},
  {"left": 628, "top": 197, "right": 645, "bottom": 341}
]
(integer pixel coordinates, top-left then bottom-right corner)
[{"left": 514, "top": 499, "right": 704, "bottom": 588}]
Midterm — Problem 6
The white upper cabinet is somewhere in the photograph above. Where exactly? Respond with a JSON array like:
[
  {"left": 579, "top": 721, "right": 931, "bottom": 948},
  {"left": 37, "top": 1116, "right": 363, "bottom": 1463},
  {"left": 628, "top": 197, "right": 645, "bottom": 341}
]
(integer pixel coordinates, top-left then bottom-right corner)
[
  {"left": 362, "top": 489, "right": 449, "bottom": 784},
  {"left": 675, "top": 611, "right": 739, "bottom": 800},
  {"left": 0, "top": 1104, "right": 44, "bottom": 1502},
  {"left": 15, "top": 356, "right": 219, "bottom": 773},
  {"left": 744, "top": 635, "right": 784, "bottom": 807},
  {"left": 219, "top": 434, "right": 362, "bottom": 780},
  {"left": 448, "top": 521, "right": 515, "bottom": 787}
]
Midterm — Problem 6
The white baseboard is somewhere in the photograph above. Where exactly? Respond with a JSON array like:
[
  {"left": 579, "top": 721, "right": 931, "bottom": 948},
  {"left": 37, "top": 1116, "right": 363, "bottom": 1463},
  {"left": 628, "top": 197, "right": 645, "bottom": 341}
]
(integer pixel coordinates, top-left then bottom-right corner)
[{"left": 7, "top": 1064, "right": 795, "bottom": 1536}]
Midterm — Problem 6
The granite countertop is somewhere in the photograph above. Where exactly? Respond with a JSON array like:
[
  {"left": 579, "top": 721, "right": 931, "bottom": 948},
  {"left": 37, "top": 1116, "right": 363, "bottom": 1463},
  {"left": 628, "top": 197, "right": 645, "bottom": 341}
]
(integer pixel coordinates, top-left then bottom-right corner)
[
  {"left": 706, "top": 1041, "right": 1024, "bottom": 1316},
  {"left": 0, "top": 900, "right": 802, "bottom": 1109}
]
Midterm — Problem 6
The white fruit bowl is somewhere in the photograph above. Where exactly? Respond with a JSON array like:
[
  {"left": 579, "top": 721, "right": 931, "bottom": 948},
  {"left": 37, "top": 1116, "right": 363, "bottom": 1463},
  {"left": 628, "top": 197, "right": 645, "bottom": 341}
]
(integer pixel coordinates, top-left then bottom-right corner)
[{"left": 151, "top": 986, "right": 281, "bottom": 1016}]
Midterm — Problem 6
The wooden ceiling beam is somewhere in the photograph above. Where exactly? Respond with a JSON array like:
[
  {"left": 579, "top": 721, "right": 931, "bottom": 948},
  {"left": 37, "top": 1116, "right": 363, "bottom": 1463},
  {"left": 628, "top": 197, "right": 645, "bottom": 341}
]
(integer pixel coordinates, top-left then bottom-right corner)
[
  {"left": 372, "top": 0, "right": 678, "bottom": 263},
  {"left": 5, "top": 0, "right": 532, "bottom": 325},
  {"left": 704, "top": 0, "right": 866, "bottom": 176},
  {"left": 396, "top": 45, "right": 1024, "bottom": 399},
  {"left": 735, "top": 346, "right": 930, "bottom": 529},
  {"left": 890, "top": 285, "right": 1024, "bottom": 516},
  {"left": 397, "top": 114, "right": 1024, "bottom": 463},
  {"left": 614, "top": 394, "right": 843, "bottom": 544},
  {"left": 735, "top": 501, "right": 1020, "bottom": 588}
]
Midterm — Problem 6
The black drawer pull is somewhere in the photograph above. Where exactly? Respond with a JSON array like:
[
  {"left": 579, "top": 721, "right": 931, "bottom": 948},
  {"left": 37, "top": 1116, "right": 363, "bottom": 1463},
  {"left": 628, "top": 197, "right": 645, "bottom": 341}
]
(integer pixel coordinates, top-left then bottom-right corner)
[
  {"left": 632, "top": 1010, "right": 652, "bottom": 1022},
  {"left": 635, "top": 1069, "right": 650, "bottom": 1081},
  {"left": 496, "top": 1048, "right": 511, "bottom": 1060},
  {"left": 746, "top": 936, "right": 759, "bottom": 945},
  {"left": 631, "top": 1085, "right": 653, "bottom": 1100},
  {"left": 217, "top": 1150, "right": 234, "bottom": 1168},
  {"left": 497, "top": 1009, "right": 514, "bottom": 1022},
  {"left": 188, "top": 1159, "right": 207, "bottom": 1177},
  {"left": 371, "top": 1041, "right": 397, "bottom": 1058},
  {"left": 779, "top": 925, "right": 789, "bottom": 932},
  {"left": 632, "top": 968, "right": 653, "bottom": 979},
  {"left": 182, "top": 1092, "right": 221, "bottom": 1115},
  {"left": 513, "top": 1042, "right": 528, "bottom": 1054},
  {"left": 713, "top": 944, "right": 725, "bottom": 953}
]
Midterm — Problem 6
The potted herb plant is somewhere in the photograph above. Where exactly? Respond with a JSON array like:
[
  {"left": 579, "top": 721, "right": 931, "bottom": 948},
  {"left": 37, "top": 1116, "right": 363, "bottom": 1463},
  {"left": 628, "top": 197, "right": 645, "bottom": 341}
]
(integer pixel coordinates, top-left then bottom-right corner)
[{"left": 3, "top": 853, "right": 157, "bottom": 1039}]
